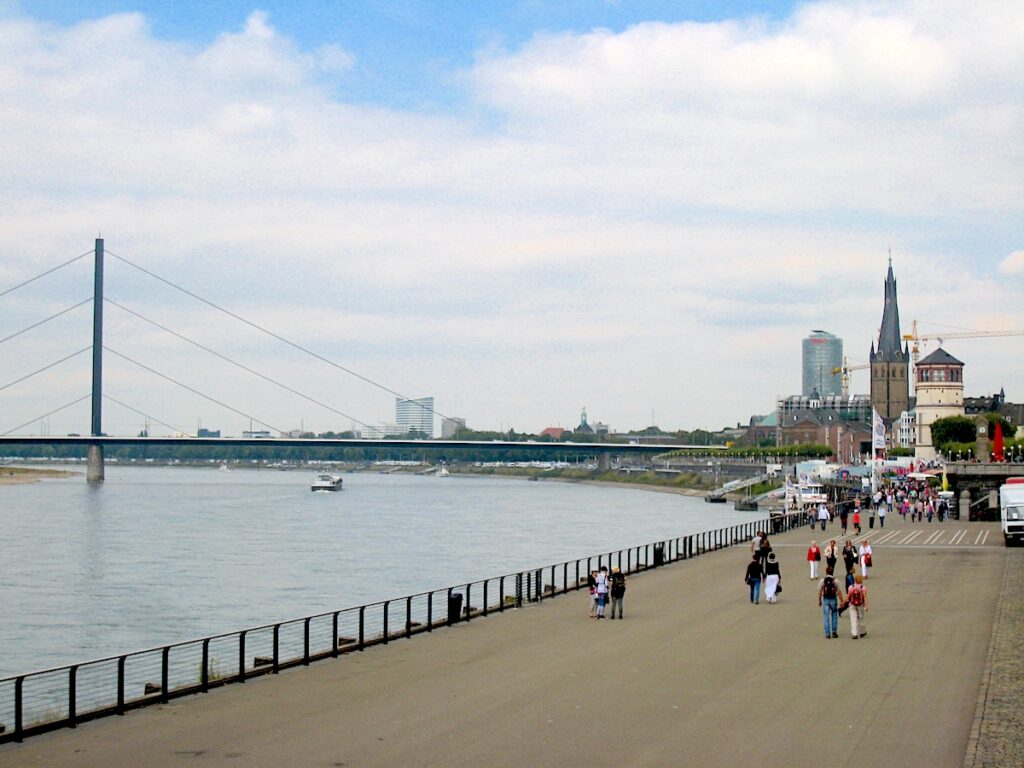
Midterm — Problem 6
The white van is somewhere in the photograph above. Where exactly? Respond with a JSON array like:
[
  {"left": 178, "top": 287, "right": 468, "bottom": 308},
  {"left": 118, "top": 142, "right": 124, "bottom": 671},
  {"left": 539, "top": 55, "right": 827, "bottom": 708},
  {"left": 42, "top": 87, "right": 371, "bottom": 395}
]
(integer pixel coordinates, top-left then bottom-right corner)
[{"left": 1000, "top": 478, "right": 1024, "bottom": 545}]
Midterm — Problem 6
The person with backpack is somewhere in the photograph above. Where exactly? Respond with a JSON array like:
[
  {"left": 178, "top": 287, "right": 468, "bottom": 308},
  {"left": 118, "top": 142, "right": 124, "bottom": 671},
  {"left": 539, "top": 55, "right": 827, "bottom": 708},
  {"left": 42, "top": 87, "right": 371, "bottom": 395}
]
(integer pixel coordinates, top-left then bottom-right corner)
[
  {"left": 846, "top": 574, "right": 868, "bottom": 638},
  {"left": 839, "top": 505, "right": 849, "bottom": 535},
  {"left": 807, "top": 540, "right": 822, "bottom": 579},
  {"left": 745, "top": 553, "right": 763, "bottom": 605},
  {"left": 818, "top": 566, "right": 844, "bottom": 639},
  {"left": 609, "top": 566, "right": 626, "bottom": 620}
]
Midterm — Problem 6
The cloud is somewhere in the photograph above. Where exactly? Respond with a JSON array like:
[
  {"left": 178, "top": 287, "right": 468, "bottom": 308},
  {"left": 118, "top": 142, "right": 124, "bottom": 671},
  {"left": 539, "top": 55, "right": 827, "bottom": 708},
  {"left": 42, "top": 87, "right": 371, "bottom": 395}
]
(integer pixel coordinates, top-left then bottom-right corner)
[
  {"left": 0, "top": 2, "right": 1022, "bottom": 435},
  {"left": 999, "top": 251, "right": 1024, "bottom": 275}
]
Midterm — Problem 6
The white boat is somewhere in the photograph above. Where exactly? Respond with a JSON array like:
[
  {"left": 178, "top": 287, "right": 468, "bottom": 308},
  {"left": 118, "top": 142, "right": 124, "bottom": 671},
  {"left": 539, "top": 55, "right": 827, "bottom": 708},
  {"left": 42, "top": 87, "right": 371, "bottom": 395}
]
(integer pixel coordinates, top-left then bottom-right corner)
[
  {"left": 438, "top": 466, "right": 450, "bottom": 477},
  {"left": 311, "top": 473, "right": 343, "bottom": 492}
]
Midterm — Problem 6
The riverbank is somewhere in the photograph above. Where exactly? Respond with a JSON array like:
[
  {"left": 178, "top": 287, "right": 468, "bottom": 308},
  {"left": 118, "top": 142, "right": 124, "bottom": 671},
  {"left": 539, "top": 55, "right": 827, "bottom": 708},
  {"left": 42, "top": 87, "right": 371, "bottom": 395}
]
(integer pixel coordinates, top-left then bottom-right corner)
[{"left": 0, "top": 467, "right": 75, "bottom": 486}]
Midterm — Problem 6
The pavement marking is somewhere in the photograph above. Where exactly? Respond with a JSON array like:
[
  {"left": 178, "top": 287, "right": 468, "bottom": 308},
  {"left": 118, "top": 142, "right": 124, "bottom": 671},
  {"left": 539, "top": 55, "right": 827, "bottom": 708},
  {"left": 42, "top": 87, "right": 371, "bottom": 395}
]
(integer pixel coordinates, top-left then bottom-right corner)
[
  {"left": 923, "top": 530, "right": 943, "bottom": 545},
  {"left": 977, "top": 530, "right": 989, "bottom": 546}
]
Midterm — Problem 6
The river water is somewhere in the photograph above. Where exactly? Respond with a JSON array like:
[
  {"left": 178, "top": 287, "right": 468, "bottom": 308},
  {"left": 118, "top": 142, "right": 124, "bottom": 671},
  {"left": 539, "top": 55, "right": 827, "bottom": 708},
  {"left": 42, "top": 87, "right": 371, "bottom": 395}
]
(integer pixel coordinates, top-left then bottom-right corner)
[{"left": 0, "top": 466, "right": 760, "bottom": 678}]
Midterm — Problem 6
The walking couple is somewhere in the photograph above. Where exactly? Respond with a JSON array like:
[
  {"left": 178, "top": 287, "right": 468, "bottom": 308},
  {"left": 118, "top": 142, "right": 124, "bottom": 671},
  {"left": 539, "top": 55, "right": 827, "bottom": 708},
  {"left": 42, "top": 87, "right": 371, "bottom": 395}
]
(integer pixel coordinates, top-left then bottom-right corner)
[{"left": 588, "top": 566, "right": 626, "bottom": 619}]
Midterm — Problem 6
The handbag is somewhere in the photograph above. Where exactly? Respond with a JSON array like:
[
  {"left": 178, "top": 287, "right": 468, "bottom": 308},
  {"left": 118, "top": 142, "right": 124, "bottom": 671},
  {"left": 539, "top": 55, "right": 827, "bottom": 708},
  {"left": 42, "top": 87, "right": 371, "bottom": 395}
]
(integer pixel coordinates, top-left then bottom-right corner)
[
  {"left": 776, "top": 584, "right": 782, "bottom": 594},
  {"left": 865, "top": 554, "right": 873, "bottom": 567}
]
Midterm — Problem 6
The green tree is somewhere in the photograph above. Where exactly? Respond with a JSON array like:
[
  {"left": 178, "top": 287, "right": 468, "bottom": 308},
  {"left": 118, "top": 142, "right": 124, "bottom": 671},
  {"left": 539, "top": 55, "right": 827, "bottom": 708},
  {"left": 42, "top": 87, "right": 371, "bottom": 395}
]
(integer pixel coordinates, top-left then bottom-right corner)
[
  {"left": 983, "top": 412, "right": 1015, "bottom": 439},
  {"left": 929, "top": 415, "right": 977, "bottom": 450}
]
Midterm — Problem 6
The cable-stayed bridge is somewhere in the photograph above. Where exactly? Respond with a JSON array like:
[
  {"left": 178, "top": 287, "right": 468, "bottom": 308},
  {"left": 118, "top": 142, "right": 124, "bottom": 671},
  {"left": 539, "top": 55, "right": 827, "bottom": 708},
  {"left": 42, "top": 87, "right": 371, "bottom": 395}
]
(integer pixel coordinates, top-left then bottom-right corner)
[{"left": 0, "top": 240, "right": 716, "bottom": 481}]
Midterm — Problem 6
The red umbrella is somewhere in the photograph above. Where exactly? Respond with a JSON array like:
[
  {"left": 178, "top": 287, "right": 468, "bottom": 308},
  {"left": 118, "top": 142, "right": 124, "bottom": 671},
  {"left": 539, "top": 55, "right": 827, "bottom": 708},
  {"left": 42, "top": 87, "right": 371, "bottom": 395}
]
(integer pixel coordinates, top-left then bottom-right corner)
[{"left": 994, "top": 421, "right": 1005, "bottom": 462}]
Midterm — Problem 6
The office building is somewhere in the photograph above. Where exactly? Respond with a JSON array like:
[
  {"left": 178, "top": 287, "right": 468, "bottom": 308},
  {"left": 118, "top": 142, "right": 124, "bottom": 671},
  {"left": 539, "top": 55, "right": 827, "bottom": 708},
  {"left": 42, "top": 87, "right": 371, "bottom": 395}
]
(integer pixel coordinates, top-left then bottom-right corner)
[
  {"left": 802, "top": 330, "right": 843, "bottom": 397},
  {"left": 441, "top": 417, "right": 466, "bottom": 438},
  {"left": 396, "top": 396, "right": 435, "bottom": 438}
]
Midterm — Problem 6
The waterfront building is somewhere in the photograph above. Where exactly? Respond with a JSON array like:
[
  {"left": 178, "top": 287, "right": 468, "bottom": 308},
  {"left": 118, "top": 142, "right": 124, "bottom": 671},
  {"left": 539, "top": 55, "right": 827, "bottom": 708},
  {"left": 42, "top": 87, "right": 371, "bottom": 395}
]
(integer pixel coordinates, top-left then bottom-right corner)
[
  {"left": 395, "top": 397, "right": 435, "bottom": 438},
  {"left": 914, "top": 348, "right": 965, "bottom": 460},
  {"left": 747, "top": 412, "right": 778, "bottom": 445},
  {"left": 441, "top": 416, "right": 466, "bottom": 439},
  {"left": 242, "top": 430, "right": 272, "bottom": 439},
  {"left": 897, "top": 409, "right": 917, "bottom": 449},
  {"left": 539, "top": 426, "right": 567, "bottom": 440},
  {"left": 802, "top": 330, "right": 843, "bottom": 397},
  {"left": 869, "top": 260, "right": 911, "bottom": 422},
  {"left": 575, "top": 407, "right": 595, "bottom": 435},
  {"left": 778, "top": 410, "right": 871, "bottom": 462},
  {"left": 361, "top": 423, "right": 404, "bottom": 439},
  {"left": 777, "top": 394, "right": 873, "bottom": 423},
  {"left": 196, "top": 427, "right": 220, "bottom": 438}
]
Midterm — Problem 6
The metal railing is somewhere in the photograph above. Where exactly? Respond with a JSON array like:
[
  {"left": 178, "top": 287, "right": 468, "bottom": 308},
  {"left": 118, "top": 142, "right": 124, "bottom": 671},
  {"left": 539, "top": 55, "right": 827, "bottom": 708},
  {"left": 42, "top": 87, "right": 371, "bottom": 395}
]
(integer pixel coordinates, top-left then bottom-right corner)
[{"left": 0, "top": 509, "right": 809, "bottom": 743}]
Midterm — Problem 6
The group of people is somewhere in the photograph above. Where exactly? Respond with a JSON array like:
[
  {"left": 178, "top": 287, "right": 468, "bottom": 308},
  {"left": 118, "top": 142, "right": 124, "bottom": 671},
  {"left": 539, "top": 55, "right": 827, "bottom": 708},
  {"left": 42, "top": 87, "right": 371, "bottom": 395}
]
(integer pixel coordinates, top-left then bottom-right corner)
[
  {"left": 815, "top": 497, "right": 886, "bottom": 533},
  {"left": 873, "top": 480, "right": 950, "bottom": 523},
  {"left": 587, "top": 565, "right": 627, "bottom": 619},
  {"left": 744, "top": 530, "right": 782, "bottom": 604},
  {"left": 743, "top": 526, "right": 874, "bottom": 640},
  {"left": 809, "top": 536, "right": 872, "bottom": 638}
]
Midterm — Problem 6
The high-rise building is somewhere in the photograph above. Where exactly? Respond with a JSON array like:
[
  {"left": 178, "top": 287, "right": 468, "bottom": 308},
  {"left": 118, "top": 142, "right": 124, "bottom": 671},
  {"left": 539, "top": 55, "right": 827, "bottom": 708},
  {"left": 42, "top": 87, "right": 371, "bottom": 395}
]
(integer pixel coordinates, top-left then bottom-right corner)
[
  {"left": 395, "top": 397, "right": 435, "bottom": 438},
  {"left": 441, "top": 416, "right": 466, "bottom": 438},
  {"left": 802, "top": 331, "right": 843, "bottom": 397},
  {"left": 869, "top": 259, "right": 911, "bottom": 422}
]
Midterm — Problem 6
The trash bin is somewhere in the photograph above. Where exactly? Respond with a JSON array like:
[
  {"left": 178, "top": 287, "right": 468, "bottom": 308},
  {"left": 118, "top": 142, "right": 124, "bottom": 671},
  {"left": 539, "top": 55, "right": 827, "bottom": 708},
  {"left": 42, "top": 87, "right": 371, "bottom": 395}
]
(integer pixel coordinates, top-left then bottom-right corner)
[
  {"left": 447, "top": 592, "right": 464, "bottom": 624},
  {"left": 653, "top": 543, "right": 665, "bottom": 567}
]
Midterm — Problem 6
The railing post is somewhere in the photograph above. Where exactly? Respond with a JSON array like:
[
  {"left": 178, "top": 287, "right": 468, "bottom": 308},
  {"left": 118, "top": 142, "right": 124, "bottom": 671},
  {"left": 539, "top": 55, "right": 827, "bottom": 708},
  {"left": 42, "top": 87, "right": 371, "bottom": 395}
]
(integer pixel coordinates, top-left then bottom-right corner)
[
  {"left": 406, "top": 596, "right": 413, "bottom": 637},
  {"left": 563, "top": 562, "right": 569, "bottom": 594},
  {"left": 239, "top": 631, "right": 247, "bottom": 683},
  {"left": 332, "top": 612, "right": 340, "bottom": 656},
  {"left": 383, "top": 601, "right": 390, "bottom": 643},
  {"left": 483, "top": 581, "right": 489, "bottom": 616},
  {"left": 14, "top": 676, "right": 23, "bottom": 742},
  {"left": 428, "top": 592, "right": 434, "bottom": 628},
  {"left": 551, "top": 565, "right": 557, "bottom": 596},
  {"left": 466, "top": 584, "right": 472, "bottom": 619},
  {"left": 358, "top": 607, "right": 366, "bottom": 650},
  {"left": 627, "top": 548, "right": 632, "bottom": 571},
  {"left": 68, "top": 665, "right": 77, "bottom": 728},
  {"left": 499, "top": 577, "right": 505, "bottom": 612},
  {"left": 303, "top": 618, "right": 311, "bottom": 665},
  {"left": 117, "top": 655, "right": 126, "bottom": 713},
  {"left": 536, "top": 571, "right": 542, "bottom": 603},
  {"left": 515, "top": 573, "right": 523, "bottom": 608},
  {"left": 201, "top": 639, "right": 210, "bottom": 691},
  {"left": 575, "top": 561, "right": 580, "bottom": 590},
  {"left": 272, "top": 625, "right": 280, "bottom": 673},
  {"left": 161, "top": 646, "right": 170, "bottom": 702}
]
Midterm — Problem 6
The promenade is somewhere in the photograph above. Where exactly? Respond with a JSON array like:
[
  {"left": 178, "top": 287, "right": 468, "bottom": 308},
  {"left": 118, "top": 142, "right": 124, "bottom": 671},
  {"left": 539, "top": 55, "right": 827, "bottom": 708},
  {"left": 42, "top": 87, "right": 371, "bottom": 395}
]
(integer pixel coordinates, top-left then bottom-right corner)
[{"left": 1, "top": 519, "right": 1018, "bottom": 768}]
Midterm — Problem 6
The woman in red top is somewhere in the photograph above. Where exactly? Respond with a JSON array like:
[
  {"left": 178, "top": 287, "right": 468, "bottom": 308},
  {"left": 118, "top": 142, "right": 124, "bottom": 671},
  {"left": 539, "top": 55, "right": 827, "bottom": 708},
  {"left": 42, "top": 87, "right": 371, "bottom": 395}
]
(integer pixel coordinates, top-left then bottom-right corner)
[
  {"left": 807, "top": 541, "right": 822, "bottom": 579},
  {"left": 852, "top": 508, "right": 862, "bottom": 535}
]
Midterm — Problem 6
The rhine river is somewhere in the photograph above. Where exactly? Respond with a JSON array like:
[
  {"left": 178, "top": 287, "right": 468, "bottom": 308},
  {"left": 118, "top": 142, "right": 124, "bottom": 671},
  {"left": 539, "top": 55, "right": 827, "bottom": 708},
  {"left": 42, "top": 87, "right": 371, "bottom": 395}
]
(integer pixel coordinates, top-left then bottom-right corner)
[{"left": 0, "top": 465, "right": 761, "bottom": 679}]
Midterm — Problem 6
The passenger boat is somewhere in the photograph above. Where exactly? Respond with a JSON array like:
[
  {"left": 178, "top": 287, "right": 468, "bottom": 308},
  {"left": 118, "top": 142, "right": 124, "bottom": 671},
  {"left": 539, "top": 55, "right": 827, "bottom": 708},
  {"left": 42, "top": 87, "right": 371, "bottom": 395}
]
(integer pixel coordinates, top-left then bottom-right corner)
[{"left": 311, "top": 473, "right": 343, "bottom": 492}]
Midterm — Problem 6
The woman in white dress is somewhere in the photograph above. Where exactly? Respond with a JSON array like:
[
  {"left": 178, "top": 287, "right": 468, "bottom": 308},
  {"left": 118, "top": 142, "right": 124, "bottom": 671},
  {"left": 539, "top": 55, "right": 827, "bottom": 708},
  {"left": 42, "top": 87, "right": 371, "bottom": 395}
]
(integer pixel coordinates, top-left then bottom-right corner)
[
  {"left": 763, "top": 552, "right": 782, "bottom": 603},
  {"left": 859, "top": 539, "right": 873, "bottom": 579}
]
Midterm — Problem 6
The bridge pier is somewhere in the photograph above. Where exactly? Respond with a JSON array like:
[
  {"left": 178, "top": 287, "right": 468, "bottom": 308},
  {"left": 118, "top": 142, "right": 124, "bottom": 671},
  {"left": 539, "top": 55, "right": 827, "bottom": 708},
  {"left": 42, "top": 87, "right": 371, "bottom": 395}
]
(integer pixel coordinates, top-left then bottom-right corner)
[
  {"left": 597, "top": 452, "right": 611, "bottom": 473},
  {"left": 87, "top": 445, "right": 105, "bottom": 483}
]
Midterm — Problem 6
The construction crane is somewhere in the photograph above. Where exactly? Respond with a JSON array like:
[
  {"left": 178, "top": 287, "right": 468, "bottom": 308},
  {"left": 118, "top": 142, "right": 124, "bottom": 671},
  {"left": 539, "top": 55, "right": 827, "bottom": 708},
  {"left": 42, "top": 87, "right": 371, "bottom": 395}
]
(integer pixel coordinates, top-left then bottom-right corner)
[
  {"left": 831, "top": 357, "right": 870, "bottom": 398},
  {"left": 902, "top": 320, "right": 1024, "bottom": 367}
]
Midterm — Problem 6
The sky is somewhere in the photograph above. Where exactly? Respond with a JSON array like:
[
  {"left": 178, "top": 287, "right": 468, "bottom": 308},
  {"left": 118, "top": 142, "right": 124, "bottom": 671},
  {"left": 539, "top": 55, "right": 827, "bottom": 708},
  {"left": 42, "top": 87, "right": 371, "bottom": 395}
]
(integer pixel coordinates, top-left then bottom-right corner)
[{"left": 0, "top": 0, "right": 1022, "bottom": 438}]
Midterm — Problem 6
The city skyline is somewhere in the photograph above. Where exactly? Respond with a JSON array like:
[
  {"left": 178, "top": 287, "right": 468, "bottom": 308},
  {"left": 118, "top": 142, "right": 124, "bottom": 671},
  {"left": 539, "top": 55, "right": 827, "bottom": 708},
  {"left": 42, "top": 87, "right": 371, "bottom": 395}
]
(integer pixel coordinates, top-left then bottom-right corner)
[{"left": 0, "top": 1, "right": 1021, "bottom": 437}]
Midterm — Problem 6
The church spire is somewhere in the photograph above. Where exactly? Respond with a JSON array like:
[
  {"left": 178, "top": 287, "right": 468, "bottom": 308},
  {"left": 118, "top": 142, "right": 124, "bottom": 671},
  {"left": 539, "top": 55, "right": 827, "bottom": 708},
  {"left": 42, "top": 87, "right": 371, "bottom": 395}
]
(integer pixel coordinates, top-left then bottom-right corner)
[{"left": 875, "top": 256, "right": 906, "bottom": 362}]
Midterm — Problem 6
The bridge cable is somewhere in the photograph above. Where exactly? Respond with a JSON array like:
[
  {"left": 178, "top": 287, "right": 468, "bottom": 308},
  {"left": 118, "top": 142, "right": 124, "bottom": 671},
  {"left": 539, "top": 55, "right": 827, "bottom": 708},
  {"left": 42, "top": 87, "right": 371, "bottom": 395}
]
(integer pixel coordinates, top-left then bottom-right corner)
[
  {"left": 0, "top": 250, "right": 93, "bottom": 300},
  {"left": 0, "top": 297, "right": 93, "bottom": 346},
  {"left": 0, "top": 346, "right": 91, "bottom": 394},
  {"left": 104, "top": 346, "right": 288, "bottom": 436},
  {"left": 103, "top": 394, "right": 189, "bottom": 437},
  {"left": 106, "top": 251, "right": 456, "bottom": 423},
  {"left": 2, "top": 393, "right": 91, "bottom": 436},
  {"left": 105, "top": 298, "right": 373, "bottom": 430}
]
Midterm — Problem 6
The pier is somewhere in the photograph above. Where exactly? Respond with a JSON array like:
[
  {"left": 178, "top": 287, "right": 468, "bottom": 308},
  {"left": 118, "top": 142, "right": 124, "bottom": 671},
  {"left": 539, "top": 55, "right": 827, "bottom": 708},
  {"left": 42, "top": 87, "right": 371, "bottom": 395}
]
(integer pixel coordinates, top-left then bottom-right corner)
[{"left": 1, "top": 518, "right": 1020, "bottom": 767}]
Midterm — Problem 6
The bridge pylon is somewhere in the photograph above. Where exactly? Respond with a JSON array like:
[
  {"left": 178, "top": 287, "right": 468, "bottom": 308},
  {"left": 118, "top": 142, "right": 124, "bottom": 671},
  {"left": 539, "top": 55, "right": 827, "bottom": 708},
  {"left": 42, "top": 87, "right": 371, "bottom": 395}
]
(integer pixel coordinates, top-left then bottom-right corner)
[{"left": 87, "top": 237, "right": 104, "bottom": 483}]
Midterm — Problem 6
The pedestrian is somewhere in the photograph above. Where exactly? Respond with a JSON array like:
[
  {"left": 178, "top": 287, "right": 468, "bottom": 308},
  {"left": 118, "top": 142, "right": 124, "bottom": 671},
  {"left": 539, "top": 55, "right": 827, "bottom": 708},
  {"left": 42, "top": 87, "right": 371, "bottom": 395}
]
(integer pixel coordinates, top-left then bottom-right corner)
[
  {"left": 824, "top": 539, "right": 838, "bottom": 573},
  {"left": 878, "top": 501, "right": 887, "bottom": 528},
  {"left": 587, "top": 570, "right": 598, "bottom": 618},
  {"left": 859, "top": 539, "right": 872, "bottom": 579},
  {"left": 764, "top": 552, "right": 782, "bottom": 603},
  {"left": 839, "top": 505, "right": 849, "bottom": 535},
  {"left": 609, "top": 566, "right": 626, "bottom": 619},
  {"left": 818, "top": 566, "right": 843, "bottom": 639},
  {"left": 745, "top": 553, "right": 763, "bottom": 605},
  {"left": 841, "top": 540, "right": 856, "bottom": 576},
  {"left": 817, "top": 503, "right": 829, "bottom": 531},
  {"left": 758, "top": 533, "right": 772, "bottom": 575},
  {"left": 595, "top": 565, "right": 609, "bottom": 619},
  {"left": 846, "top": 574, "right": 868, "bottom": 639},
  {"left": 807, "top": 540, "right": 822, "bottom": 579},
  {"left": 852, "top": 508, "right": 862, "bottom": 535}
]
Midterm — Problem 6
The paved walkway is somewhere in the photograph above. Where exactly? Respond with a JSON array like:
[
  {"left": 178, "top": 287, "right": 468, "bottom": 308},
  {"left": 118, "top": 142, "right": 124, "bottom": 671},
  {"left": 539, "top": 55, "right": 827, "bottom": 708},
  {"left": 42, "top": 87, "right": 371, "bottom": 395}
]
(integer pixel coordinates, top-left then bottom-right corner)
[{"left": 0, "top": 520, "right": 1015, "bottom": 768}]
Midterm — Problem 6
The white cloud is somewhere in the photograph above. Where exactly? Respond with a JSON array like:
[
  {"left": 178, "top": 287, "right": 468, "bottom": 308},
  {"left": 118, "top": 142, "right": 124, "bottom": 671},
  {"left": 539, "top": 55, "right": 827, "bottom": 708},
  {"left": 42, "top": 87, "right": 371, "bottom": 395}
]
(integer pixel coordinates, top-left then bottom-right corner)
[
  {"left": 0, "top": 2, "right": 1022, "bottom": 435},
  {"left": 999, "top": 251, "right": 1024, "bottom": 275}
]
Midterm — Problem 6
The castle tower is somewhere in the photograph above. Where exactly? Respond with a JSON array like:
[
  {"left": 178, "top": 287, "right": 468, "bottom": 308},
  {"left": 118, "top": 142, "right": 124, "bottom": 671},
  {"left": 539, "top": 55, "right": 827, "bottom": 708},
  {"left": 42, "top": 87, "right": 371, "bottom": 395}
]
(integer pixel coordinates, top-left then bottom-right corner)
[
  {"left": 913, "top": 348, "right": 964, "bottom": 460},
  {"left": 869, "top": 258, "right": 910, "bottom": 422}
]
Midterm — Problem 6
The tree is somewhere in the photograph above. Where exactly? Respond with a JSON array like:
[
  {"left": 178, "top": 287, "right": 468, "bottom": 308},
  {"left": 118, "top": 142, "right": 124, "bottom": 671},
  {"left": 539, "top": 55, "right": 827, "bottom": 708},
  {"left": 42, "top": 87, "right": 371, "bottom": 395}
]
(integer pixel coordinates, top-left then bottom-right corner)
[
  {"left": 983, "top": 412, "right": 1015, "bottom": 439},
  {"left": 930, "top": 416, "right": 977, "bottom": 450}
]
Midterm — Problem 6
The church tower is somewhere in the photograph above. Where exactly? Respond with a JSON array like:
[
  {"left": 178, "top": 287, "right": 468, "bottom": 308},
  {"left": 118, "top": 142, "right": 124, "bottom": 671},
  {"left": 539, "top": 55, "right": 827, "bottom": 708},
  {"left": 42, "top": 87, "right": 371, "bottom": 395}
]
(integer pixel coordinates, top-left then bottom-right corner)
[{"left": 869, "top": 258, "right": 910, "bottom": 422}]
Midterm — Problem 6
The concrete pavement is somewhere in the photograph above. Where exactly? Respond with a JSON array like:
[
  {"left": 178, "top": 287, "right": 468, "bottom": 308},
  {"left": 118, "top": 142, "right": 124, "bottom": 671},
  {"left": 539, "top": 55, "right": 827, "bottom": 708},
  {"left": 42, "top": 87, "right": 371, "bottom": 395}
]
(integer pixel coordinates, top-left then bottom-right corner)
[{"left": 0, "top": 519, "right": 1014, "bottom": 767}]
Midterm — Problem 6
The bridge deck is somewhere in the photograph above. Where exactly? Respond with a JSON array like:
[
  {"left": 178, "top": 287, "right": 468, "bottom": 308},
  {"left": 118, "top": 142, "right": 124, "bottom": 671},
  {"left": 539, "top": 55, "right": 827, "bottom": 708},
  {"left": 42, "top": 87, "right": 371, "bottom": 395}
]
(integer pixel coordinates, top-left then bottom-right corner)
[{"left": 0, "top": 519, "right": 1016, "bottom": 768}]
